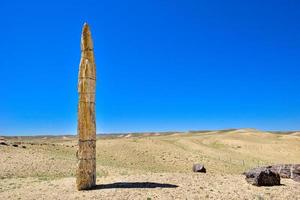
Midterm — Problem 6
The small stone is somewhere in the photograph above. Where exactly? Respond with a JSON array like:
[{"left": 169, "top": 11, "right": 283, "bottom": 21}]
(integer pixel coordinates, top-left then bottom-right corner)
[{"left": 193, "top": 164, "right": 206, "bottom": 173}]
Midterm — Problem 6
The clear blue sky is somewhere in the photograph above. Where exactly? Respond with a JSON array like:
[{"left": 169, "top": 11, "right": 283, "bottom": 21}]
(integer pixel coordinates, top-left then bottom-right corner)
[{"left": 1, "top": 0, "right": 300, "bottom": 135}]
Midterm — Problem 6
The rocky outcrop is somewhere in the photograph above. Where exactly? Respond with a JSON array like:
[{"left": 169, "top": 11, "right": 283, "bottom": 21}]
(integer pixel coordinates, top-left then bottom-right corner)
[
  {"left": 244, "top": 164, "right": 300, "bottom": 183},
  {"left": 193, "top": 164, "right": 206, "bottom": 173},
  {"left": 245, "top": 168, "right": 280, "bottom": 186}
]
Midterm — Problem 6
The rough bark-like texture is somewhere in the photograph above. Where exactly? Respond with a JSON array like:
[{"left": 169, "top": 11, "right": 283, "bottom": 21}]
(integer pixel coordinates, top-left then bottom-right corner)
[
  {"left": 245, "top": 168, "right": 281, "bottom": 186},
  {"left": 76, "top": 23, "right": 96, "bottom": 190},
  {"left": 192, "top": 164, "right": 206, "bottom": 173},
  {"left": 77, "top": 140, "right": 96, "bottom": 160},
  {"left": 244, "top": 164, "right": 300, "bottom": 183}
]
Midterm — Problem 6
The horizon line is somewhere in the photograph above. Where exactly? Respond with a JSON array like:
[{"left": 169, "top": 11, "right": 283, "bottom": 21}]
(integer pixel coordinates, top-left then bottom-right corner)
[{"left": 1, "top": 127, "right": 299, "bottom": 137}]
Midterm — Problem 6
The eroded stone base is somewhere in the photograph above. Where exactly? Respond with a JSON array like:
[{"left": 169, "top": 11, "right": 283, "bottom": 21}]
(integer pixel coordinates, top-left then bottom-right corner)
[{"left": 76, "top": 157, "right": 96, "bottom": 190}]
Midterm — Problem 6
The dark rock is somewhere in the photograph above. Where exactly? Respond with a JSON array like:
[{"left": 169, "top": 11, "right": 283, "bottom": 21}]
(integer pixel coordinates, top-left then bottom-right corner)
[
  {"left": 0, "top": 142, "right": 8, "bottom": 146},
  {"left": 244, "top": 164, "right": 300, "bottom": 182},
  {"left": 245, "top": 168, "right": 280, "bottom": 186},
  {"left": 193, "top": 164, "right": 206, "bottom": 173},
  {"left": 22, "top": 145, "right": 26, "bottom": 148},
  {"left": 12, "top": 144, "right": 18, "bottom": 147}
]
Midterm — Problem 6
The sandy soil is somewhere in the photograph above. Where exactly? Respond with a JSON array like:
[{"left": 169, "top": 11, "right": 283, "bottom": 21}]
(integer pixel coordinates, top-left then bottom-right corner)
[
  {"left": 1, "top": 173, "right": 299, "bottom": 200},
  {"left": 0, "top": 129, "right": 299, "bottom": 199}
]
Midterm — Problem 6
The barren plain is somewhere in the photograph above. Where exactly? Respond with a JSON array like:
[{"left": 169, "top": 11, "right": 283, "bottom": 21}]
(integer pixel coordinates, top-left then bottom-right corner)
[{"left": 0, "top": 129, "right": 299, "bottom": 199}]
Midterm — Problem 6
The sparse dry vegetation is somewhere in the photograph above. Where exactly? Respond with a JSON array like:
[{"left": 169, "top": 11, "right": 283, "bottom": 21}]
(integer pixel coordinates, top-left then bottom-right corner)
[{"left": 0, "top": 129, "right": 299, "bottom": 199}]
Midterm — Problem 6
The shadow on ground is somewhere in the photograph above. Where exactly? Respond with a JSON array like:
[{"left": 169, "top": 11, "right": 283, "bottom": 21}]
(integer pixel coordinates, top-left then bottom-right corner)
[{"left": 91, "top": 182, "right": 178, "bottom": 190}]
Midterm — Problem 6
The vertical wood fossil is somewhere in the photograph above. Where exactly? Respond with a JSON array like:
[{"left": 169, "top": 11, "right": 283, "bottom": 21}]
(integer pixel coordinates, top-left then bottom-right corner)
[{"left": 76, "top": 23, "right": 96, "bottom": 190}]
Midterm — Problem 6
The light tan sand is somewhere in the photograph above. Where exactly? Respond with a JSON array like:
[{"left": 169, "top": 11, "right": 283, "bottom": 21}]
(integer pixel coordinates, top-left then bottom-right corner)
[{"left": 1, "top": 129, "right": 299, "bottom": 199}]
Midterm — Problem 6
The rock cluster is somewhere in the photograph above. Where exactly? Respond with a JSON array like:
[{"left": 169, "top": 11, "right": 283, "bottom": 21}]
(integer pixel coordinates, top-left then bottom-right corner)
[
  {"left": 244, "top": 168, "right": 280, "bottom": 186},
  {"left": 0, "top": 140, "right": 26, "bottom": 148},
  {"left": 244, "top": 164, "right": 300, "bottom": 184}
]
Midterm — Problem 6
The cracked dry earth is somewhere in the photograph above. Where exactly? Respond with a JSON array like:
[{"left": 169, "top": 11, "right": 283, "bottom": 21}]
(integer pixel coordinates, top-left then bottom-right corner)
[{"left": 0, "top": 129, "right": 300, "bottom": 199}]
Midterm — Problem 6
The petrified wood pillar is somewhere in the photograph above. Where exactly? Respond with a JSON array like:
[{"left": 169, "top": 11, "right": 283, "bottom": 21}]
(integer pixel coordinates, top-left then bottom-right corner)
[{"left": 76, "top": 23, "right": 96, "bottom": 190}]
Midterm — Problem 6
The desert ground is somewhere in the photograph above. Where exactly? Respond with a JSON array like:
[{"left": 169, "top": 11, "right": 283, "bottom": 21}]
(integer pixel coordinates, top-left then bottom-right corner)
[{"left": 0, "top": 129, "right": 300, "bottom": 199}]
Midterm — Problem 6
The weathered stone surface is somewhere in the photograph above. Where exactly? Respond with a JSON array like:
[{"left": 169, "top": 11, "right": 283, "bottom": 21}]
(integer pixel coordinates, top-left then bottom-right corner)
[
  {"left": 77, "top": 140, "right": 96, "bottom": 160},
  {"left": 76, "top": 159, "right": 96, "bottom": 190},
  {"left": 291, "top": 165, "right": 300, "bottom": 182},
  {"left": 80, "top": 24, "right": 94, "bottom": 51},
  {"left": 78, "top": 102, "right": 96, "bottom": 141},
  {"left": 244, "top": 164, "right": 300, "bottom": 183},
  {"left": 271, "top": 164, "right": 293, "bottom": 178},
  {"left": 79, "top": 93, "right": 96, "bottom": 104},
  {"left": 77, "top": 22, "right": 97, "bottom": 190},
  {"left": 78, "top": 79, "right": 96, "bottom": 95},
  {"left": 245, "top": 168, "right": 280, "bottom": 186},
  {"left": 193, "top": 164, "right": 206, "bottom": 173},
  {"left": 78, "top": 59, "right": 96, "bottom": 79}
]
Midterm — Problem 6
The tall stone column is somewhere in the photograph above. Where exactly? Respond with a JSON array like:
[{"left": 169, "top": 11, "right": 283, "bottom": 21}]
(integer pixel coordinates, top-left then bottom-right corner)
[{"left": 76, "top": 23, "right": 96, "bottom": 190}]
